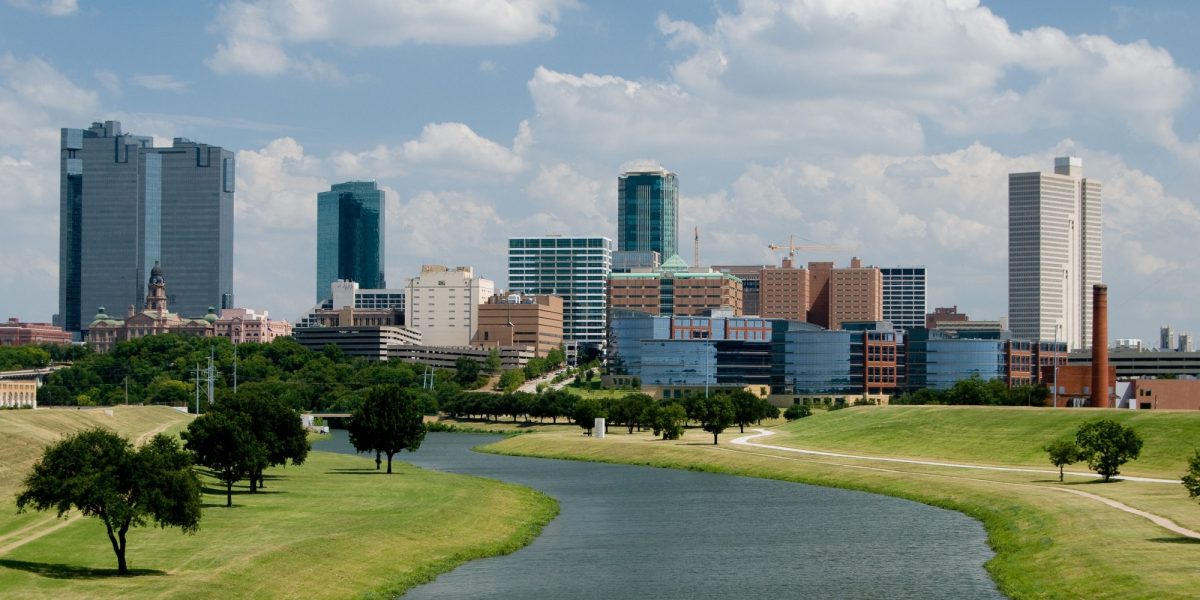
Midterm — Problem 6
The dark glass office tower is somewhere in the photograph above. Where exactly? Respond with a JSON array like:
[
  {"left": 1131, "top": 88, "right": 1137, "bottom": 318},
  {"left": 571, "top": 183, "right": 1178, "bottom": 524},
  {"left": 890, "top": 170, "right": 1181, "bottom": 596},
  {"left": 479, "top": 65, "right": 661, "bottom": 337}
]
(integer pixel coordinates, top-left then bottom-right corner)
[
  {"left": 316, "top": 181, "right": 385, "bottom": 301},
  {"left": 59, "top": 121, "right": 235, "bottom": 333},
  {"left": 618, "top": 168, "right": 678, "bottom": 259}
]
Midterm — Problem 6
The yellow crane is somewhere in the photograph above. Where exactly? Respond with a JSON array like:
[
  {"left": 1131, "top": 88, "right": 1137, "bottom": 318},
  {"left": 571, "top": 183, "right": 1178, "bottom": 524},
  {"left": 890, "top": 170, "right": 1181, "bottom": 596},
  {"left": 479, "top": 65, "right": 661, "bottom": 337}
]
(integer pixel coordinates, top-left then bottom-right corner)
[{"left": 767, "top": 235, "right": 855, "bottom": 259}]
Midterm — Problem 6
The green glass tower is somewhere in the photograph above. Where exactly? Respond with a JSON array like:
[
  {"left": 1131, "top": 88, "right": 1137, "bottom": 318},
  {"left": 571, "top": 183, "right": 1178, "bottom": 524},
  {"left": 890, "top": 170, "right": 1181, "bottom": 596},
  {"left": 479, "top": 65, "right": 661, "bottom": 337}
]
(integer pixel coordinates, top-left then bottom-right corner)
[
  {"left": 316, "top": 181, "right": 385, "bottom": 301},
  {"left": 618, "top": 168, "right": 678, "bottom": 259}
]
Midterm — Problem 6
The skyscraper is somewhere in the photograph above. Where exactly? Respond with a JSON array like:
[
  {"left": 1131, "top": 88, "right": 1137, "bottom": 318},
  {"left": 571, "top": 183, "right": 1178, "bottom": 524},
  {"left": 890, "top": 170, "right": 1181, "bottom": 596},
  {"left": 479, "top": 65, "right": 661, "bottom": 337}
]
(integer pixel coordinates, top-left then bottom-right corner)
[
  {"left": 881, "top": 267, "right": 928, "bottom": 330},
  {"left": 316, "top": 181, "right": 385, "bottom": 301},
  {"left": 508, "top": 236, "right": 612, "bottom": 359},
  {"left": 59, "top": 121, "right": 234, "bottom": 333},
  {"left": 618, "top": 168, "right": 678, "bottom": 259},
  {"left": 1008, "top": 157, "right": 1102, "bottom": 349}
]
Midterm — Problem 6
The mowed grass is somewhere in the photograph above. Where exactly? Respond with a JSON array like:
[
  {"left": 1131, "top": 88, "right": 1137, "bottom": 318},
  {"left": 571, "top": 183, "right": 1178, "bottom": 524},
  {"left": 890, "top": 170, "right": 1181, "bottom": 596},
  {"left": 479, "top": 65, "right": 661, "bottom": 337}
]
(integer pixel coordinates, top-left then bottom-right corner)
[
  {"left": 0, "top": 407, "right": 558, "bottom": 599},
  {"left": 774, "top": 405, "right": 1200, "bottom": 478},
  {"left": 485, "top": 420, "right": 1200, "bottom": 600}
]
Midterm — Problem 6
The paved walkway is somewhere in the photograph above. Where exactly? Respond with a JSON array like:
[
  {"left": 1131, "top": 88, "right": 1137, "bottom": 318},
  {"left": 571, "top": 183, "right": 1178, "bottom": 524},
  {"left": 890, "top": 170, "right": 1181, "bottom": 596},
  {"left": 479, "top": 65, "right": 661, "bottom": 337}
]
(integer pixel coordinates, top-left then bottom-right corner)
[{"left": 729, "top": 429, "right": 1200, "bottom": 540}]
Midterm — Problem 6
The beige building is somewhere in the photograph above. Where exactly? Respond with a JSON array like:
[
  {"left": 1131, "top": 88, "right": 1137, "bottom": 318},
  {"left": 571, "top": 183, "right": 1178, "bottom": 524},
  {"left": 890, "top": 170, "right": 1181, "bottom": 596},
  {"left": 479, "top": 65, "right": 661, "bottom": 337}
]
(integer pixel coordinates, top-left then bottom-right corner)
[
  {"left": 0, "top": 379, "right": 37, "bottom": 408},
  {"left": 404, "top": 265, "right": 494, "bottom": 347},
  {"left": 759, "top": 258, "right": 810, "bottom": 321},
  {"left": 214, "top": 308, "right": 292, "bottom": 344},
  {"left": 87, "top": 263, "right": 214, "bottom": 353},
  {"left": 829, "top": 257, "right": 882, "bottom": 329},
  {"left": 472, "top": 293, "right": 563, "bottom": 357}
]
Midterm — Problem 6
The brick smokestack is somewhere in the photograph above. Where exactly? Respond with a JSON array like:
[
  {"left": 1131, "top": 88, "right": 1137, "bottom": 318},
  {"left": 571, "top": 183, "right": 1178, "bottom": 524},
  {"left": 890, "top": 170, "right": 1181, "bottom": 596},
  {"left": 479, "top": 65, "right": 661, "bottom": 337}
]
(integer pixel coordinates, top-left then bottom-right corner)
[{"left": 1091, "top": 284, "right": 1109, "bottom": 408}]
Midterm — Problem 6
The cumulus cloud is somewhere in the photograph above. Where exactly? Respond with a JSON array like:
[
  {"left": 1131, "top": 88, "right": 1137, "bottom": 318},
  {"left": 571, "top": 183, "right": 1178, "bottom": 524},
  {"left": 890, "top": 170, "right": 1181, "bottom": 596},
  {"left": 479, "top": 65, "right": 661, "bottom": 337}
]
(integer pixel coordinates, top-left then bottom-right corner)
[
  {"left": 331, "top": 121, "right": 527, "bottom": 180},
  {"left": 8, "top": 0, "right": 77, "bottom": 16},
  {"left": 207, "top": 0, "right": 568, "bottom": 78}
]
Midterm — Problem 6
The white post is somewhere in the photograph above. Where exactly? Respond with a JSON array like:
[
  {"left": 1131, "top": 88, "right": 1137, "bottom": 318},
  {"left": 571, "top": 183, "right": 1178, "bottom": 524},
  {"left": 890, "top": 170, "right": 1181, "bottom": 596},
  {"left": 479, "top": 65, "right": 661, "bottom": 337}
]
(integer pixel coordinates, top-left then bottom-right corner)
[{"left": 594, "top": 417, "right": 606, "bottom": 438}]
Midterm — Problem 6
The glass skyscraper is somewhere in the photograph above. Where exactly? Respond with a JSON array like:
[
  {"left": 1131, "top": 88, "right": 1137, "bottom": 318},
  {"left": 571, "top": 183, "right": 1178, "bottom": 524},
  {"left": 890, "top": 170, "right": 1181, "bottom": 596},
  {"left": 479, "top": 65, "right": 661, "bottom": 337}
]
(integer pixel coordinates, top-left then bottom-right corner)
[
  {"left": 316, "top": 181, "right": 386, "bottom": 302},
  {"left": 618, "top": 168, "right": 678, "bottom": 259},
  {"left": 59, "top": 121, "right": 234, "bottom": 333},
  {"left": 508, "top": 236, "right": 612, "bottom": 357}
]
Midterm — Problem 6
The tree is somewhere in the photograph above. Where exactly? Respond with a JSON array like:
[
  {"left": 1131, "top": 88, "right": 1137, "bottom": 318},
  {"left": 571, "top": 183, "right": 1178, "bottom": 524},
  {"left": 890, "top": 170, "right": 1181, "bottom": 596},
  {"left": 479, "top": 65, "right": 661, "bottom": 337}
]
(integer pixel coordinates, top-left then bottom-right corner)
[
  {"left": 498, "top": 369, "right": 525, "bottom": 393},
  {"left": 347, "top": 385, "right": 427, "bottom": 474},
  {"left": 784, "top": 405, "right": 812, "bottom": 421},
  {"left": 572, "top": 397, "right": 605, "bottom": 436},
  {"left": 1075, "top": 419, "right": 1144, "bottom": 482},
  {"left": 728, "top": 390, "right": 761, "bottom": 433},
  {"left": 1181, "top": 450, "right": 1200, "bottom": 502},
  {"left": 16, "top": 428, "right": 201, "bottom": 574},
  {"left": 644, "top": 402, "right": 686, "bottom": 440},
  {"left": 454, "top": 356, "right": 481, "bottom": 387},
  {"left": 183, "top": 411, "right": 264, "bottom": 506},
  {"left": 698, "top": 395, "right": 735, "bottom": 445},
  {"left": 216, "top": 388, "right": 309, "bottom": 492},
  {"left": 622, "top": 393, "right": 654, "bottom": 434},
  {"left": 483, "top": 349, "right": 502, "bottom": 375},
  {"left": 1043, "top": 439, "right": 1083, "bottom": 482}
]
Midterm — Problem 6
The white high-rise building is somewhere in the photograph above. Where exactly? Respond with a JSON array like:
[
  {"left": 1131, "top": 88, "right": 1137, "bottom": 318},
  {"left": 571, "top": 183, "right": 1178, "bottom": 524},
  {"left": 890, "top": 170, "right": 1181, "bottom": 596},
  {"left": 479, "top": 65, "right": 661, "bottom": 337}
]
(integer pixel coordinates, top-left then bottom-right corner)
[
  {"left": 880, "top": 267, "right": 927, "bottom": 330},
  {"left": 1008, "top": 157, "right": 1102, "bottom": 349},
  {"left": 508, "top": 235, "right": 612, "bottom": 360},
  {"left": 404, "top": 265, "right": 494, "bottom": 347},
  {"left": 1161, "top": 325, "right": 1175, "bottom": 350}
]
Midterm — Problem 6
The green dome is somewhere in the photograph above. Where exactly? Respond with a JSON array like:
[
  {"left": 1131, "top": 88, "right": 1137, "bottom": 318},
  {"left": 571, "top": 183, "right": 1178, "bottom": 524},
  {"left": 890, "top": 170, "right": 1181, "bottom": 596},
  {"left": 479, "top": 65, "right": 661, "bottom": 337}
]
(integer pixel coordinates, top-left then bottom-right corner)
[{"left": 203, "top": 306, "right": 219, "bottom": 323}]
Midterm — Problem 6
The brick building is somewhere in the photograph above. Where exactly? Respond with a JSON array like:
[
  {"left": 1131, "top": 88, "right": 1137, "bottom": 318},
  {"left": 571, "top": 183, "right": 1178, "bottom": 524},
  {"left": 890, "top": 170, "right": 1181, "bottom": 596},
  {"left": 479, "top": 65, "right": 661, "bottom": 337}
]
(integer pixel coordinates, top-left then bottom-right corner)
[{"left": 0, "top": 319, "right": 73, "bottom": 346}]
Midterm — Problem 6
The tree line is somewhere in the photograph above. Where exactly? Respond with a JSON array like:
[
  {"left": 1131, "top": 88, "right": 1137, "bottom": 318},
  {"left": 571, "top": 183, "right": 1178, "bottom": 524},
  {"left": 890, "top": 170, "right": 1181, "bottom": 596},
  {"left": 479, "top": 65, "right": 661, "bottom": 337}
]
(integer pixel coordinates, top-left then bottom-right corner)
[{"left": 892, "top": 375, "right": 1050, "bottom": 406}]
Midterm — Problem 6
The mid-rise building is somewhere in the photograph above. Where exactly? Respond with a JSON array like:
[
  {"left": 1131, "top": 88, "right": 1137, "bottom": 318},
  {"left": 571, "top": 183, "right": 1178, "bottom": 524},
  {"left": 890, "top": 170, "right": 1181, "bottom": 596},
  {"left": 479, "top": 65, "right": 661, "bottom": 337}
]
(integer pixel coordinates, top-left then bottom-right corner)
[
  {"left": 618, "top": 168, "right": 678, "bottom": 259},
  {"left": 0, "top": 319, "right": 73, "bottom": 346},
  {"left": 298, "top": 280, "right": 405, "bottom": 328},
  {"left": 60, "top": 121, "right": 234, "bottom": 334},
  {"left": 1180, "top": 332, "right": 1195, "bottom": 353},
  {"left": 758, "top": 259, "right": 809, "bottom": 321},
  {"left": 829, "top": 258, "right": 882, "bottom": 330},
  {"left": 612, "top": 250, "right": 661, "bottom": 274},
  {"left": 508, "top": 236, "right": 612, "bottom": 358},
  {"left": 880, "top": 267, "right": 927, "bottom": 330},
  {"left": 1161, "top": 325, "right": 1175, "bottom": 351},
  {"left": 927, "top": 306, "right": 969, "bottom": 329},
  {"left": 404, "top": 265, "right": 493, "bottom": 347},
  {"left": 608, "top": 255, "right": 742, "bottom": 317},
  {"left": 713, "top": 264, "right": 770, "bottom": 316},
  {"left": 293, "top": 326, "right": 420, "bottom": 361},
  {"left": 1009, "top": 156, "right": 1102, "bottom": 349},
  {"left": 316, "top": 181, "right": 385, "bottom": 302},
  {"left": 213, "top": 308, "right": 292, "bottom": 344},
  {"left": 472, "top": 293, "right": 564, "bottom": 357}
]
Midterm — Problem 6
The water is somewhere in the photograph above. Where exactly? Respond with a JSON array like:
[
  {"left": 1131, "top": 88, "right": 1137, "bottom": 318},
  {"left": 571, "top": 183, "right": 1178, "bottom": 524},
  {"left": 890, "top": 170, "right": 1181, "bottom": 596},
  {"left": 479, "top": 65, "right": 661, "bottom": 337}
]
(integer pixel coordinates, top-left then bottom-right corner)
[{"left": 315, "top": 431, "right": 1001, "bottom": 599}]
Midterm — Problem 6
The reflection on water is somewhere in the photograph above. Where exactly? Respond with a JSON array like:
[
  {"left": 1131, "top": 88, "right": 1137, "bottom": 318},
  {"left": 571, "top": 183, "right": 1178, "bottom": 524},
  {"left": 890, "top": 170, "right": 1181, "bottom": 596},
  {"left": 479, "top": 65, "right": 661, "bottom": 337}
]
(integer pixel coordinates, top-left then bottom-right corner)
[{"left": 315, "top": 431, "right": 1000, "bottom": 600}]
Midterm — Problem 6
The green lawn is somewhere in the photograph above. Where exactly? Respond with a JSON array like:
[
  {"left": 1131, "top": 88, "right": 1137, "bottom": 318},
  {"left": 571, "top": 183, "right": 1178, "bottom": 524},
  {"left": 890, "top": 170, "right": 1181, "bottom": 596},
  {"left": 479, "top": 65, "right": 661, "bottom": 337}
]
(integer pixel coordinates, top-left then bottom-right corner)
[
  {"left": 0, "top": 407, "right": 558, "bottom": 599},
  {"left": 774, "top": 405, "right": 1200, "bottom": 478},
  {"left": 484, "top": 413, "right": 1200, "bottom": 600}
]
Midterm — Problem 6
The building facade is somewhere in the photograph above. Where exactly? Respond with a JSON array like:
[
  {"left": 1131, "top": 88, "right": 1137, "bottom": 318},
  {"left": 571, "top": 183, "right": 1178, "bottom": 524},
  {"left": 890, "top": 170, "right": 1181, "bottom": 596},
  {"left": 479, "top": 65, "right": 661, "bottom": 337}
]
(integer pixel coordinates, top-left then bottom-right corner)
[
  {"left": 86, "top": 263, "right": 215, "bottom": 353},
  {"left": 608, "top": 255, "right": 743, "bottom": 317},
  {"left": 0, "top": 319, "right": 73, "bottom": 346},
  {"left": 758, "top": 259, "right": 809, "bottom": 321},
  {"left": 618, "top": 168, "right": 678, "bottom": 259},
  {"left": 508, "top": 236, "right": 612, "bottom": 356},
  {"left": 829, "top": 258, "right": 883, "bottom": 330},
  {"left": 316, "top": 181, "right": 385, "bottom": 301},
  {"left": 404, "top": 265, "right": 494, "bottom": 347},
  {"left": 472, "top": 293, "right": 564, "bottom": 357},
  {"left": 0, "top": 380, "right": 38, "bottom": 409},
  {"left": 213, "top": 308, "right": 292, "bottom": 344},
  {"left": 293, "top": 326, "right": 421, "bottom": 361},
  {"left": 880, "top": 267, "right": 927, "bottom": 330},
  {"left": 713, "top": 264, "right": 771, "bottom": 316},
  {"left": 60, "top": 121, "right": 234, "bottom": 333},
  {"left": 298, "top": 280, "right": 405, "bottom": 328},
  {"left": 1009, "top": 157, "right": 1102, "bottom": 349}
]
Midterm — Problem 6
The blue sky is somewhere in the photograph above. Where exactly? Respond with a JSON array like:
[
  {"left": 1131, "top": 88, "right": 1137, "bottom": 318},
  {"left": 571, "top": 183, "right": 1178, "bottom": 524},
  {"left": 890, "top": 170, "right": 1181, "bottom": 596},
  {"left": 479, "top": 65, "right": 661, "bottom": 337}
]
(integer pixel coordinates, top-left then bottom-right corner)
[{"left": 2, "top": 0, "right": 1200, "bottom": 345}]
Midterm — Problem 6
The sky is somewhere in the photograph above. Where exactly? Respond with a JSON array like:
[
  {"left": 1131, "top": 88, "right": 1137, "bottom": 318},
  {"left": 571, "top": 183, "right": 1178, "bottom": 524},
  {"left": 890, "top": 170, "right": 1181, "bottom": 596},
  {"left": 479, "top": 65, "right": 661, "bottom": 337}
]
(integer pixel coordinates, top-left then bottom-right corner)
[{"left": 2, "top": 0, "right": 1200, "bottom": 344}]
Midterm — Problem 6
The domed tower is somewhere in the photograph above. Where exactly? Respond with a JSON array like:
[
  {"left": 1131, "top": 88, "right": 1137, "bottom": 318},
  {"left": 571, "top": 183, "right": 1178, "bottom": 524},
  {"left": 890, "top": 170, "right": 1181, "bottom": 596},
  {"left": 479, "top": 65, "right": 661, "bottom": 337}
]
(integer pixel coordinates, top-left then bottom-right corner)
[{"left": 146, "top": 261, "right": 168, "bottom": 313}]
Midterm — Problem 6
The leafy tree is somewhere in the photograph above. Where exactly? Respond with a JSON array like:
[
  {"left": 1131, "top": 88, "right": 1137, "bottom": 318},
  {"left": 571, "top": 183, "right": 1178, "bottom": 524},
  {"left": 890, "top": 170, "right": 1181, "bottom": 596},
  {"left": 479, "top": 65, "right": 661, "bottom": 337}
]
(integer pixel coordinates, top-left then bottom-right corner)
[
  {"left": 545, "top": 347, "right": 565, "bottom": 369},
  {"left": 572, "top": 397, "right": 605, "bottom": 436},
  {"left": 483, "top": 349, "right": 502, "bottom": 375},
  {"left": 757, "top": 399, "right": 781, "bottom": 424},
  {"left": 1043, "top": 439, "right": 1084, "bottom": 482},
  {"left": 16, "top": 428, "right": 201, "bottom": 574},
  {"left": 183, "top": 411, "right": 264, "bottom": 506},
  {"left": 697, "top": 395, "right": 735, "bottom": 445},
  {"left": 1181, "top": 450, "right": 1200, "bottom": 502},
  {"left": 146, "top": 377, "right": 191, "bottom": 406},
  {"left": 454, "top": 356, "right": 481, "bottom": 387},
  {"left": 630, "top": 377, "right": 641, "bottom": 390},
  {"left": 347, "top": 385, "right": 427, "bottom": 474},
  {"left": 498, "top": 369, "right": 525, "bottom": 393},
  {"left": 621, "top": 393, "right": 654, "bottom": 434},
  {"left": 644, "top": 402, "right": 686, "bottom": 440},
  {"left": 728, "top": 390, "right": 761, "bottom": 433},
  {"left": 784, "top": 405, "right": 812, "bottom": 421},
  {"left": 1075, "top": 419, "right": 1144, "bottom": 482},
  {"left": 216, "top": 387, "right": 309, "bottom": 492}
]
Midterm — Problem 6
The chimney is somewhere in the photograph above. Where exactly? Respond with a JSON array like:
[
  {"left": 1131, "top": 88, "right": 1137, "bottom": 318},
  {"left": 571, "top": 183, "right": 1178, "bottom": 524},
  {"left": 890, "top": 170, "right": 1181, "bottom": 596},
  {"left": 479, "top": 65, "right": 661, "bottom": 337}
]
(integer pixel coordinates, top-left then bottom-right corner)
[
  {"left": 1091, "top": 284, "right": 1109, "bottom": 408},
  {"left": 850, "top": 256, "right": 862, "bottom": 268}
]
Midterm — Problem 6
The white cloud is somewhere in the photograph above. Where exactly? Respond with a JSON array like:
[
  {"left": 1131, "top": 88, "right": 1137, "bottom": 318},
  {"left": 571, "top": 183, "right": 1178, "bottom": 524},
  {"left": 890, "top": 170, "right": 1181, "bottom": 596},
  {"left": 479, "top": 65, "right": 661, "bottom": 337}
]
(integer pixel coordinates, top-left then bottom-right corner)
[
  {"left": 8, "top": 0, "right": 77, "bottom": 16},
  {"left": 130, "top": 74, "right": 191, "bottom": 93},
  {"left": 207, "top": 0, "right": 568, "bottom": 78},
  {"left": 480, "top": 59, "right": 497, "bottom": 73},
  {"left": 94, "top": 69, "right": 121, "bottom": 95},
  {"left": 331, "top": 121, "right": 527, "bottom": 179}
]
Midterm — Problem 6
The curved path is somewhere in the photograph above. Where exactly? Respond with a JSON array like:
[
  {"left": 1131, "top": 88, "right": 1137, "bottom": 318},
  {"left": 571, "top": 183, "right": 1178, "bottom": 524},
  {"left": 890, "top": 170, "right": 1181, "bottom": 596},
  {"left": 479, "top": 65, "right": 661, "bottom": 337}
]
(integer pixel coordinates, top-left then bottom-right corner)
[{"left": 731, "top": 429, "right": 1200, "bottom": 540}]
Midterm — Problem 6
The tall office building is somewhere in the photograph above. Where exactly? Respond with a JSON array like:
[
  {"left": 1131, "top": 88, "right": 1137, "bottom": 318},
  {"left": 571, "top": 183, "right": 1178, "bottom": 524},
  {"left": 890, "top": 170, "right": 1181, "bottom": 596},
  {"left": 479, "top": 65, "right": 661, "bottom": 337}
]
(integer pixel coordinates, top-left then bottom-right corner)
[
  {"left": 317, "top": 181, "right": 385, "bottom": 301},
  {"left": 1161, "top": 325, "right": 1175, "bottom": 351},
  {"left": 508, "top": 236, "right": 612, "bottom": 357},
  {"left": 59, "top": 121, "right": 234, "bottom": 333},
  {"left": 618, "top": 168, "right": 678, "bottom": 259},
  {"left": 881, "top": 267, "right": 927, "bottom": 330},
  {"left": 404, "top": 265, "right": 494, "bottom": 347},
  {"left": 1008, "top": 157, "right": 1102, "bottom": 349}
]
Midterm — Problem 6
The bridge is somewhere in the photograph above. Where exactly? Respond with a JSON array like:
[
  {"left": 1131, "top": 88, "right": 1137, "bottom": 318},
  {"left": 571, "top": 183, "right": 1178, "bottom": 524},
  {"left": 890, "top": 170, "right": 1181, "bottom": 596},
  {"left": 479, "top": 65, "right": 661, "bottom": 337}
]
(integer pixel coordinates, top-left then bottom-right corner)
[{"left": 0, "top": 366, "right": 66, "bottom": 380}]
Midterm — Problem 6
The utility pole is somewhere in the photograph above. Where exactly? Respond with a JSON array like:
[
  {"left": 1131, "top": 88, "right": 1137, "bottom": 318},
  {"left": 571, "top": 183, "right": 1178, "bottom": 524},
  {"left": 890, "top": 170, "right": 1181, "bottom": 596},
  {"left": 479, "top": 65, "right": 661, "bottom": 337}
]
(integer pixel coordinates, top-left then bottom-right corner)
[
  {"left": 233, "top": 344, "right": 238, "bottom": 395},
  {"left": 194, "top": 363, "right": 200, "bottom": 414},
  {"left": 206, "top": 347, "right": 215, "bottom": 405}
]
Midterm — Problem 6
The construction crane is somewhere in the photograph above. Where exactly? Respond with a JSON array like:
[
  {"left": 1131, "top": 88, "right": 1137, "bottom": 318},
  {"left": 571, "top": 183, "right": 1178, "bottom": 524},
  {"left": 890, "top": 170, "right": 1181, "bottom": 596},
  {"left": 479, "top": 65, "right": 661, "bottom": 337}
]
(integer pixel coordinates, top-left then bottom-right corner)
[{"left": 767, "top": 234, "right": 855, "bottom": 259}]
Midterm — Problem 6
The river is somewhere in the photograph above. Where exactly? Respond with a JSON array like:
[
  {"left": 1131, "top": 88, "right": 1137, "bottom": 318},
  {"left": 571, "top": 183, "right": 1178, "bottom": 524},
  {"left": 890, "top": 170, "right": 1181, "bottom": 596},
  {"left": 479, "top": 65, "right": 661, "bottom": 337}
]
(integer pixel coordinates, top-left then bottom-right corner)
[{"left": 314, "top": 431, "right": 1001, "bottom": 599}]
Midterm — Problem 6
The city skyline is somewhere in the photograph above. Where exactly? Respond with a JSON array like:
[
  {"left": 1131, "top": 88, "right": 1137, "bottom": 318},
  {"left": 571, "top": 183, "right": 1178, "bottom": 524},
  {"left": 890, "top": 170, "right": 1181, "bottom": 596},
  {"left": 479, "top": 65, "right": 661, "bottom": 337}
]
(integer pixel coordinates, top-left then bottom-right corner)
[{"left": 4, "top": 1, "right": 1200, "bottom": 343}]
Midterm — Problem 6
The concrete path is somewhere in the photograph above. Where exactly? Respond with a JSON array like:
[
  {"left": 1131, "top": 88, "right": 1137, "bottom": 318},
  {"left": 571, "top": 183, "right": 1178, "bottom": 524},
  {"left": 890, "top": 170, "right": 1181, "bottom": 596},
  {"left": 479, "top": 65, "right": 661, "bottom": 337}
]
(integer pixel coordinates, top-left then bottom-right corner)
[
  {"left": 731, "top": 429, "right": 1179, "bottom": 484},
  {"left": 729, "top": 428, "right": 1200, "bottom": 540}
]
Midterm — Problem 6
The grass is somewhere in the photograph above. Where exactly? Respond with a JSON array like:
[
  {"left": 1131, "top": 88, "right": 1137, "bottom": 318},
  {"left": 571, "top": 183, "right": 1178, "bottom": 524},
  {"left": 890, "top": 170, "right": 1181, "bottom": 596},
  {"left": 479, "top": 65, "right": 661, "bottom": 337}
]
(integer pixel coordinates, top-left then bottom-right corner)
[
  {"left": 0, "top": 407, "right": 558, "bottom": 599},
  {"left": 774, "top": 405, "right": 1200, "bottom": 478},
  {"left": 482, "top": 408, "right": 1200, "bottom": 600}
]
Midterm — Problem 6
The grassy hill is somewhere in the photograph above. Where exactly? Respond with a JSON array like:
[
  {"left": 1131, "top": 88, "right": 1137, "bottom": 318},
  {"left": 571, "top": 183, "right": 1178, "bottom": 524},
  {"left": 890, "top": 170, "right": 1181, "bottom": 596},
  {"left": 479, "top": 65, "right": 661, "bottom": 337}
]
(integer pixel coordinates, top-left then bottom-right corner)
[
  {"left": 774, "top": 405, "right": 1200, "bottom": 477},
  {"left": 0, "top": 406, "right": 557, "bottom": 599}
]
